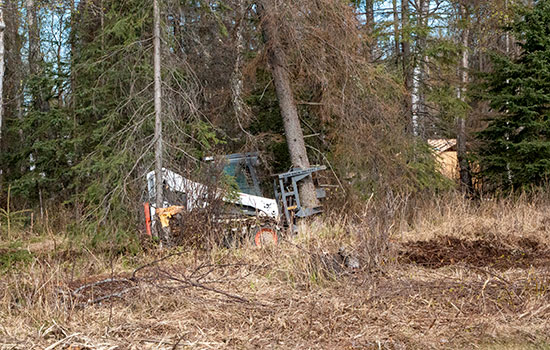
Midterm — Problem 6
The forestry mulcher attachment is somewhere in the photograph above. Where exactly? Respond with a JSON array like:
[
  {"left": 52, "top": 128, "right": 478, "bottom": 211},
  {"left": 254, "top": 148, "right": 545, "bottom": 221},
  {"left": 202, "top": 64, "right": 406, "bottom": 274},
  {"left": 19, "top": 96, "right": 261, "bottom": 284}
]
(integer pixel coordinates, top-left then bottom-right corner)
[{"left": 145, "top": 153, "right": 326, "bottom": 247}]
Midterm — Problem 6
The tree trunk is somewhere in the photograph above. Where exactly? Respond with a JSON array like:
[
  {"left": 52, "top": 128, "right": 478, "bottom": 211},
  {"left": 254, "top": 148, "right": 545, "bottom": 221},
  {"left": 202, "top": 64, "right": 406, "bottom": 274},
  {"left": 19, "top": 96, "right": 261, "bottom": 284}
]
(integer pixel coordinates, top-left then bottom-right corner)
[
  {"left": 401, "top": 0, "right": 413, "bottom": 133},
  {"left": 366, "top": 0, "right": 375, "bottom": 61},
  {"left": 0, "top": 7, "right": 4, "bottom": 192},
  {"left": 411, "top": 64, "right": 420, "bottom": 137},
  {"left": 56, "top": 10, "right": 65, "bottom": 106},
  {"left": 505, "top": 0, "right": 510, "bottom": 55},
  {"left": 26, "top": 0, "right": 47, "bottom": 215},
  {"left": 153, "top": 0, "right": 165, "bottom": 240},
  {"left": 503, "top": 0, "right": 512, "bottom": 185},
  {"left": 412, "top": 0, "right": 429, "bottom": 138},
  {"left": 392, "top": 0, "right": 400, "bottom": 66},
  {"left": 457, "top": 2, "right": 472, "bottom": 192},
  {"left": 0, "top": 8, "right": 5, "bottom": 146},
  {"left": 69, "top": 0, "right": 76, "bottom": 109},
  {"left": 26, "top": 0, "right": 36, "bottom": 74},
  {"left": 257, "top": 0, "right": 319, "bottom": 210},
  {"left": 231, "top": 0, "right": 250, "bottom": 136},
  {"left": 26, "top": 0, "right": 48, "bottom": 113},
  {"left": 3, "top": 0, "right": 24, "bottom": 175}
]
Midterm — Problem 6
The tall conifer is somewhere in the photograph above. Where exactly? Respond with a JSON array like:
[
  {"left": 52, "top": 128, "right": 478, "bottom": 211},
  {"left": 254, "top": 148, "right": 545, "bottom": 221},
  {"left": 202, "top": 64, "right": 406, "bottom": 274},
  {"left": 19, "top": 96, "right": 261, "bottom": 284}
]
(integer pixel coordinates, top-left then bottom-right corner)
[{"left": 476, "top": 0, "right": 550, "bottom": 190}]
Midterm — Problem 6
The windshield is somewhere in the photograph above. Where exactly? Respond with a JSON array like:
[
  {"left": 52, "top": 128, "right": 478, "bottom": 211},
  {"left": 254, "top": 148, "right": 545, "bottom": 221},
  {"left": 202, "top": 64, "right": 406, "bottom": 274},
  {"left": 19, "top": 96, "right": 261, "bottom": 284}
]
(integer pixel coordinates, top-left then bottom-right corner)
[{"left": 222, "top": 157, "right": 262, "bottom": 197}]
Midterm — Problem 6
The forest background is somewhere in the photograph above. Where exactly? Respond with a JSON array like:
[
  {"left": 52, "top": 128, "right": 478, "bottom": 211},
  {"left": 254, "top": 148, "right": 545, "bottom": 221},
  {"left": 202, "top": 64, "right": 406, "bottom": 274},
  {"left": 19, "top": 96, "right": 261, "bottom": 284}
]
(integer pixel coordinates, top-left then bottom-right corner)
[
  {"left": 0, "top": 0, "right": 548, "bottom": 244},
  {"left": 3, "top": 1, "right": 550, "bottom": 349}
]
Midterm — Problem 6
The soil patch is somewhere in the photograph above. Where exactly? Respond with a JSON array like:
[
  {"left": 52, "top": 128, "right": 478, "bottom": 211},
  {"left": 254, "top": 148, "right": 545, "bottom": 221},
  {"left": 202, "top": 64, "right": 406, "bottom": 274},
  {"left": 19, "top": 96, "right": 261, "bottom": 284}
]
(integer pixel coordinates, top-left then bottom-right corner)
[
  {"left": 66, "top": 273, "right": 137, "bottom": 306},
  {"left": 399, "top": 236, "right": 550, "bottom": 269}
]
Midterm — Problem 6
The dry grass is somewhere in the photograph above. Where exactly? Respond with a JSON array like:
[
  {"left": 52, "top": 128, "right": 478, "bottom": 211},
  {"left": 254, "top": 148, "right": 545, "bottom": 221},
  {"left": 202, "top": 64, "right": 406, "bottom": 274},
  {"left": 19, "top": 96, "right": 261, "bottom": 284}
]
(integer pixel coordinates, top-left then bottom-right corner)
[
  {"left": 402, "top": 192, "right": 550, "bottom": 243},
  {"left": 1, "top": 193, "right": 550, "bottom": 349}
]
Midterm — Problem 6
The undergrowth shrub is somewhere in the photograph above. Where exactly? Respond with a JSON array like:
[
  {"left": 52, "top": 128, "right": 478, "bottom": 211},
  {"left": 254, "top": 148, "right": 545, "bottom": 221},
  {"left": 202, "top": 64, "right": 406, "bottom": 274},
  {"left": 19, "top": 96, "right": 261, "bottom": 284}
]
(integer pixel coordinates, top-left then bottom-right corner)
[{"left": 0, "top": 242, "right": 34, "bottom": 272}]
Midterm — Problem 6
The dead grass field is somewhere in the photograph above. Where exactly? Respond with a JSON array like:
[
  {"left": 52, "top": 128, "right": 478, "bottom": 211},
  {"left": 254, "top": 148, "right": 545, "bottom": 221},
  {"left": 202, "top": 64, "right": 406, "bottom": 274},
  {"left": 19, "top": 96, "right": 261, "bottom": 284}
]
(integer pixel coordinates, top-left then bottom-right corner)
[{"left": 1, "top": 194, "right": 550, "bottom": 349}]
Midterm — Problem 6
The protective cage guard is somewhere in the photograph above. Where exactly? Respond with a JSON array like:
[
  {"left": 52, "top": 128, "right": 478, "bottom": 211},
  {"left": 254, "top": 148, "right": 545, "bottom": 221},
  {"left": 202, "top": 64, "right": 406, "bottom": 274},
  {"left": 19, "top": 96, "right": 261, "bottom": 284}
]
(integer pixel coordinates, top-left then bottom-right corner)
[{"left": 273, "top": 165, "right": 327, "bottom": 229}]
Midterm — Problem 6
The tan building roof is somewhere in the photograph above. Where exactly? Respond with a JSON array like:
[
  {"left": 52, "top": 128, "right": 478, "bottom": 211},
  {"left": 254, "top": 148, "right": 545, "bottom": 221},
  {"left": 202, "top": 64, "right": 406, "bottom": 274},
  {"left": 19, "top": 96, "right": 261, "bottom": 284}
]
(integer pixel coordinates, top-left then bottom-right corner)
[{"left": 427, "top": 139, "right": 457, "bottom": 153}]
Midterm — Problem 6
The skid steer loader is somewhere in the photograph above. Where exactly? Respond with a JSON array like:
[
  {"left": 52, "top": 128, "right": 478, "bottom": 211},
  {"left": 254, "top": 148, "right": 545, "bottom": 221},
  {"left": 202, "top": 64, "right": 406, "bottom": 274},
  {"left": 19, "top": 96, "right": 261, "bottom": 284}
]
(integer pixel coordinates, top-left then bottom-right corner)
[{"left": 144, "top": 152, "right": 326, "bottom": 247}]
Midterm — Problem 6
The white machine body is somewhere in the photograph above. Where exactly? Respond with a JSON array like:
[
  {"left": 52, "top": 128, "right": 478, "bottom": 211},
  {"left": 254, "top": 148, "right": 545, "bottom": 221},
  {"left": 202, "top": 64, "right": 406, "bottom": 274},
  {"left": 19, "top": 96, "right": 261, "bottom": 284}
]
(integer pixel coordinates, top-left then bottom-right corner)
[{"left": 146, "top": 168, "right": 279, "bottom": 219}]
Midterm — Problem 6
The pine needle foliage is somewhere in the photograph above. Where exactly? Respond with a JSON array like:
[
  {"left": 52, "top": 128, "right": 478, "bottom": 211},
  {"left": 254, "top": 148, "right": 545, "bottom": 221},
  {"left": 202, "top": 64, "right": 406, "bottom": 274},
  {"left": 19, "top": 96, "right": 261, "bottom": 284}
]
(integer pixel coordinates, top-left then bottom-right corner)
[
  {"left": 70, "top": 0, "right": 156, "bottom": 229},
  {"left": 476, "top": 0, "right": 550, "bottom": 191},
  {"left": 250, "top": 0, "right": 448, "bottom": 195},
  {"left": 70, "top": 0, "right": 218, "bottom": 234}
]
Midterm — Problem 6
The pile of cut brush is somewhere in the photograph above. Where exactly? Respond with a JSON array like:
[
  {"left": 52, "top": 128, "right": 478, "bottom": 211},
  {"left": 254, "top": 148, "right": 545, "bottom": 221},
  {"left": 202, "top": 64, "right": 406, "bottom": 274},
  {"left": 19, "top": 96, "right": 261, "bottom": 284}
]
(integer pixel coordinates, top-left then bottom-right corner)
[
  {"left": 63, "top": 253, "right": 262, "bottom": 309},
  {"left": 163, "top": 207, "right": 281, "bottom": 249},
  {"left": 398, "top": 234, "right": 550, "bottom": 269}
]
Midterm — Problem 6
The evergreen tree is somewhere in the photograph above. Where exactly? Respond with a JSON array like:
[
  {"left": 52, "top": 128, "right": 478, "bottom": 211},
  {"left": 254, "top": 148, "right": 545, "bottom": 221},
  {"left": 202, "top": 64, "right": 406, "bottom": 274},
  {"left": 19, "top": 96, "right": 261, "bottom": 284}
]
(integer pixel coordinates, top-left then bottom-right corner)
[{"left": 476, "top": 0, "right": 550, "bottom": 190}]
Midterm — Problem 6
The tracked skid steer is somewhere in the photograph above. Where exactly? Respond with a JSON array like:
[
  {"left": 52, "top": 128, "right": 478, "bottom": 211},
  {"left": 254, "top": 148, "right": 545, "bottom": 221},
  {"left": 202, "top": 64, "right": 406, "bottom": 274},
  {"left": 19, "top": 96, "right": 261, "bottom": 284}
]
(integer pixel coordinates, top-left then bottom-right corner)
[{"left": 144, "top": 153, "right": 326, "bottom": 247}]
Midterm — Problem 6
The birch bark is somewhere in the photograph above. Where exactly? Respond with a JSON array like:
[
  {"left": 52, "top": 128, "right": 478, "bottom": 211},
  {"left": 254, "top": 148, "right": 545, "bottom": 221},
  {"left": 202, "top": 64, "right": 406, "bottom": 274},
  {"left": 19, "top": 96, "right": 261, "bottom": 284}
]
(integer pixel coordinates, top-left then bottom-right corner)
[
  {"left": 0, "top": 8, "right": 5, "bottom": 146},
  {"left": 153, "top": 0, "right": 165, "bottom": 239},
  {"left": 412, "top": 0, "right": 429, "bottom": 137},
  {"left": 457, "top": 2, "right": 472, "bottom": 192},
  {"left": 231, "top": 0, "right": 250, "bottom": 136}
]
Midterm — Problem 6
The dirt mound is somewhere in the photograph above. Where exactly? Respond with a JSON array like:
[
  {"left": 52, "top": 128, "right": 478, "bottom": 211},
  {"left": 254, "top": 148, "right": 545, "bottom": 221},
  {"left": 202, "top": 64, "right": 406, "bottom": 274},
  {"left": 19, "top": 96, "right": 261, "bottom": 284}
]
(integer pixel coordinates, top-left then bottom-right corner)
[{"left": 399, "top": 236, "right": 550, "bottom": 269}]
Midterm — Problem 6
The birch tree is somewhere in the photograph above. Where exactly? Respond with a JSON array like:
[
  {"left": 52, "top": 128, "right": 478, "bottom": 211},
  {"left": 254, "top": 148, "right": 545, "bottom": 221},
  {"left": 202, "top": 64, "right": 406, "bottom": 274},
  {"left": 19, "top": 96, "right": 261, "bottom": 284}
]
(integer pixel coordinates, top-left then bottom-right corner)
[
  {"left": 0, "top": 7, "right": 5, "bottom": 146},
  {"left": 231, "top": 0, "right": 251, "bottom": 137},
  {"left": 457, "top": 1, "right": 472, "bottom": 192},
  {"left": 153, "top": 0, "right": 165, "bottom": 230},
  {"left": 411, "top": 0, "right": 430, "bottom": 137},
  {"left": 0, "top": 6, "right": 4, "bottom": 192}
]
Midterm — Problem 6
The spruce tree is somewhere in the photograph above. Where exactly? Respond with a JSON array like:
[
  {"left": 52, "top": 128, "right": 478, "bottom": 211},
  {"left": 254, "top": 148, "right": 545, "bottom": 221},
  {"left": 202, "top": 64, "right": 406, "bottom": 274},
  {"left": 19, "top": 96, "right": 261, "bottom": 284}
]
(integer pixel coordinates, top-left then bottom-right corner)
[{"left": 476, "top": 0, "right": 550, "bottom": 190}]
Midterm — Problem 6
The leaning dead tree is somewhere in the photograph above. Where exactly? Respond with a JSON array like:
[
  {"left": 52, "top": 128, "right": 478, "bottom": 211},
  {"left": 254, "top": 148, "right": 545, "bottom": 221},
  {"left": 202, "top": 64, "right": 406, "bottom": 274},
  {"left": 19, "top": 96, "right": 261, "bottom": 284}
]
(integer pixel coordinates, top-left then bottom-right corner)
[
  {"left": 257, "top": 0, "right": 319, "bottom": 209},
  {"left": 253, "top": 0, "right": 412, "bottom": 196}
]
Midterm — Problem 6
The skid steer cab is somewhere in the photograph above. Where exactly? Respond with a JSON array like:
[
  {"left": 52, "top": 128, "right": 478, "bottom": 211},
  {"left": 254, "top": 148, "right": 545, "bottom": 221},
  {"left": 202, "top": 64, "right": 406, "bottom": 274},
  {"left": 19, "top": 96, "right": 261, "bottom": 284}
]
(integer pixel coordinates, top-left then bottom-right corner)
[{"left": 144, "top": 153, "right": 326, "bottom": 247}]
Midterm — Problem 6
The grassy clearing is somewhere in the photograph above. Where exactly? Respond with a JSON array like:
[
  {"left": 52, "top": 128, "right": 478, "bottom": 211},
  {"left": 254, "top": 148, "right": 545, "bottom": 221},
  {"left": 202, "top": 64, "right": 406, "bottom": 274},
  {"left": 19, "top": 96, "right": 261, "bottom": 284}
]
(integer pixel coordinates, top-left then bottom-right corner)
[
  {"left": 1, "top": 193, "right": 550, "bottom": 349},
  {"left": 479, "top": 344, "right": 550, "bottom": 350}
]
